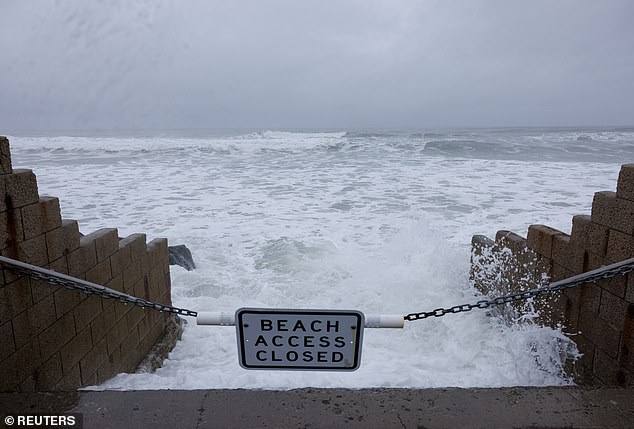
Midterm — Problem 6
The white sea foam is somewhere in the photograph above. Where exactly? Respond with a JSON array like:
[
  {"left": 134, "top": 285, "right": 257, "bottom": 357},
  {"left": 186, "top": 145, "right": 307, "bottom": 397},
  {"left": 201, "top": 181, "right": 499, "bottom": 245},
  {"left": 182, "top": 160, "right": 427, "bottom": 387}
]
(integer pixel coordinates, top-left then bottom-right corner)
[{"left": 8, "top": 128, "right": 630, "bottom": 389}]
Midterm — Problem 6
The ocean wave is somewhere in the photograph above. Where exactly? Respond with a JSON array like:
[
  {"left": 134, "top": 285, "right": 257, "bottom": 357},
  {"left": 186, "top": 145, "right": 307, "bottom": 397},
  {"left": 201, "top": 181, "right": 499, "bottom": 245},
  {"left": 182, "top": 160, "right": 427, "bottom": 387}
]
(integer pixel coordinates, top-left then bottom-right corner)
[
  {"left": 234, "top": 130, "right": 347, "bottom": 140},
  {"left": 9, "top": 127, "right": 634, "bottom": 164}
]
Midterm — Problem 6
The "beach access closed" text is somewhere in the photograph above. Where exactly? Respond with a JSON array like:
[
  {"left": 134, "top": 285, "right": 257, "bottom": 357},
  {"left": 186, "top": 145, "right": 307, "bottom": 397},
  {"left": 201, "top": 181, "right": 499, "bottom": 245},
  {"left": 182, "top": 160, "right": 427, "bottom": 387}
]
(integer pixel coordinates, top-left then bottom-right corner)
[{"left": 235, "top": 308, "right": 364, "bottom": 371}]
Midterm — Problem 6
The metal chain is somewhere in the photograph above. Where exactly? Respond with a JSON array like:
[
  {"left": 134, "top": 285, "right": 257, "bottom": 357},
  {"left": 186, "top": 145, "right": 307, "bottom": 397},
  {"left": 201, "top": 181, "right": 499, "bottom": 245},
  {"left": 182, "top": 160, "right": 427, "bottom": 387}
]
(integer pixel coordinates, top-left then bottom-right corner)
[
  {"left": 5, "top": 254, "right": 633, "bottom": 323},
  {"left": 404, "top": 257, "right": 634, "bottom": 322},
  {"left": 0, "top": 256, "right": 198, "bottom": 317}
]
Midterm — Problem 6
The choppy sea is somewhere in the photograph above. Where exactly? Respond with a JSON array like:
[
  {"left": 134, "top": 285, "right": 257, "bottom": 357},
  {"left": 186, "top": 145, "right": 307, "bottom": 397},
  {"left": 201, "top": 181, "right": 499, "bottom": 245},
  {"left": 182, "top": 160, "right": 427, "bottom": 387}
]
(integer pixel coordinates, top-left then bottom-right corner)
[{"left": 9, "top": 127, "right": 634, "bottom": 389}]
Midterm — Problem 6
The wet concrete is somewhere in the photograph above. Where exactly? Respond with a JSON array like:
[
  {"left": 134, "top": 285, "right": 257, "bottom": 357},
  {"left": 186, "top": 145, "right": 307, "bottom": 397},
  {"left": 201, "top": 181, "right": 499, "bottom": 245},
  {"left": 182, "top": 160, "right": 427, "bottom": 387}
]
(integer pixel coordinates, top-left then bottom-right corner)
[{"left": 1, "top": 387, "right": 634, "bottom": 428}]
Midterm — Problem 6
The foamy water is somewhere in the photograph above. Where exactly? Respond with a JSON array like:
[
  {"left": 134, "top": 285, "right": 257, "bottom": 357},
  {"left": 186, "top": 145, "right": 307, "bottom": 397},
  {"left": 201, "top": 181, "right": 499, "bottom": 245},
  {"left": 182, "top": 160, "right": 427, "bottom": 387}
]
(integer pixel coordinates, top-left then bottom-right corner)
[{"left": 9, "top": 128, "right": 632, "bottom": 389}]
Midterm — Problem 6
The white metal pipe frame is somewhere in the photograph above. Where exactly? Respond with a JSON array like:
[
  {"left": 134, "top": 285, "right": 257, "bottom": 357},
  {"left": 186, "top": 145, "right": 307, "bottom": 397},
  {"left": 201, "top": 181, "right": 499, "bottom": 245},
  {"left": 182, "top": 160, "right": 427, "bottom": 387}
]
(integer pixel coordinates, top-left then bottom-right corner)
[{"left": 197, "top": 312, "right": 405, "bottom": 328}]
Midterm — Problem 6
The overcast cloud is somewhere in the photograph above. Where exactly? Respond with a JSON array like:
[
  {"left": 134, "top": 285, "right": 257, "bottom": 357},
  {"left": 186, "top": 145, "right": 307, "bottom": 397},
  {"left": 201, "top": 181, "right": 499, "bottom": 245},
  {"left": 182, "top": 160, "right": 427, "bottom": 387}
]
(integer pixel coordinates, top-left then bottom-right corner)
[{"left": 1, "top": 0, "right": 633, "bottom": 131}]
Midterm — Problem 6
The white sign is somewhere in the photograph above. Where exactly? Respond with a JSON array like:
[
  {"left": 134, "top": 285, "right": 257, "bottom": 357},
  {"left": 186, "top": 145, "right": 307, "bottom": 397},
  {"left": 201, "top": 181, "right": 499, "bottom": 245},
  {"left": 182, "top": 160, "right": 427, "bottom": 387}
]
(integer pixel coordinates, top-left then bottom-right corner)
[{"left": 235, "top": 308, "right": 364, "bottom": 371}]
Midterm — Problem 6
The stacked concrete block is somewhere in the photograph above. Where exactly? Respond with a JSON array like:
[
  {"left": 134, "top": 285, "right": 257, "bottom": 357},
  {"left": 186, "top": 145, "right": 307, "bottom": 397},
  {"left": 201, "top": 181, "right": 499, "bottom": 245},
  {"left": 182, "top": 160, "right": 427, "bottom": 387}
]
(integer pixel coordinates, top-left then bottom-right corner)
[
  {"left": 471, "top": 229, "right": 561, "bottom": 327},
  {"left": 0, "top": 138, "right": 176, "bottom": 392},
  {"left": 470, "top": 164, "right": 634, "bottom": 386}
]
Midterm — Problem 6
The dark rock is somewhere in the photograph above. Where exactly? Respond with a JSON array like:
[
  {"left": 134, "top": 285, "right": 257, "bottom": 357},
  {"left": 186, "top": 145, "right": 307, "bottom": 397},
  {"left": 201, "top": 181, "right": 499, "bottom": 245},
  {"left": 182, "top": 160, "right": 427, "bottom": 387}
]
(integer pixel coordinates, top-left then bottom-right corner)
[{"left": 168, "top": 245, "right": 196, "bottom": 271}]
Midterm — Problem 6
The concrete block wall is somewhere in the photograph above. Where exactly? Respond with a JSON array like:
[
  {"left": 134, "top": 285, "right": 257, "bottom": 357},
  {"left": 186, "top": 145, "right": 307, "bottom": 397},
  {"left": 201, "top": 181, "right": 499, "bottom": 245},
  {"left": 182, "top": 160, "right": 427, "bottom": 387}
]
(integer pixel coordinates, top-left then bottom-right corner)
[
  {"left": 471, "top": 164, "right": 634, "bottom": 386},
  {"left": 0, "top": 137, "right": 176, "bottom": 391}
]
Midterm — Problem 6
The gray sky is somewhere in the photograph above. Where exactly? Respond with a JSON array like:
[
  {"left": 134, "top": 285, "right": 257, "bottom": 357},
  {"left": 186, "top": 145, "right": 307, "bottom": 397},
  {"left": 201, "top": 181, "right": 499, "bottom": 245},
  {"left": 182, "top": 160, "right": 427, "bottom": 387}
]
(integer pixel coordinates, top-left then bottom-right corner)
[{"left": 1, "top": 0, "right": 633, "bottom": 131}]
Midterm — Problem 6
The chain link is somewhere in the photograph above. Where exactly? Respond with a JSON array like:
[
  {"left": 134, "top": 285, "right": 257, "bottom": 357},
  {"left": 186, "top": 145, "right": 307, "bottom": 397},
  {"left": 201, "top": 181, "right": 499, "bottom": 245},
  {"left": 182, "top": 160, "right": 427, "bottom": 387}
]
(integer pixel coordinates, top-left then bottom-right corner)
[
  {"left": 0, "top": 256, "right": 198, "bottom": 317},
  {"left": 4, "top": 254, "right": 633, "bottom": 323},
  {"left": 404, "top": 258, "right": 634, "bottom": 322}
]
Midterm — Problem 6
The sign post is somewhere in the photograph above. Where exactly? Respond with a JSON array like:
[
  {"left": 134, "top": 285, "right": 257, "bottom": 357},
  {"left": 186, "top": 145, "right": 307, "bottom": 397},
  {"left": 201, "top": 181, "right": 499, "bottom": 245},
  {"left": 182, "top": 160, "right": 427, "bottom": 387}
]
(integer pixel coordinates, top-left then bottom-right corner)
[{"left": 235, "top": 308, "right": 365, "bottom": 371}]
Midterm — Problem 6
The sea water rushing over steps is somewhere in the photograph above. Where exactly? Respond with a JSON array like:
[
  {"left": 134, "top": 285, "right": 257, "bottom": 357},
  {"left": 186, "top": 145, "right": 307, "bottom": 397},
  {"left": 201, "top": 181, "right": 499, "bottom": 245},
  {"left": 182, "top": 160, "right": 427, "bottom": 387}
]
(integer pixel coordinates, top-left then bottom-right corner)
[{"left": 9, "top": 127, "right": 634, "bottom": 389}]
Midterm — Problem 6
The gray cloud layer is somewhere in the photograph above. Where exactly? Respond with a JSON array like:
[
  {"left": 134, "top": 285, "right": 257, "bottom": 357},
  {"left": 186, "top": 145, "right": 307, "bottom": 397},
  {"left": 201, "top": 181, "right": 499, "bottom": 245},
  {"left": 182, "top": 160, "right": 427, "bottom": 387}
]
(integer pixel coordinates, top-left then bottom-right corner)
[{"left": 1, "top": 0, "right": 633, "bottom": 131}]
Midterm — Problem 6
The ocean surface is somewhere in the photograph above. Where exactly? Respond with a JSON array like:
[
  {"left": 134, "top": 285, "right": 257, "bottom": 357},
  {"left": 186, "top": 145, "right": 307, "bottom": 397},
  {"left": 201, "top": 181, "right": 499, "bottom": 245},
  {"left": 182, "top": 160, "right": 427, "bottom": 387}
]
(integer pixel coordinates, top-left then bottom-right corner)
[{"left": 9, "top": 127, "right": 634, "bottom": 389}]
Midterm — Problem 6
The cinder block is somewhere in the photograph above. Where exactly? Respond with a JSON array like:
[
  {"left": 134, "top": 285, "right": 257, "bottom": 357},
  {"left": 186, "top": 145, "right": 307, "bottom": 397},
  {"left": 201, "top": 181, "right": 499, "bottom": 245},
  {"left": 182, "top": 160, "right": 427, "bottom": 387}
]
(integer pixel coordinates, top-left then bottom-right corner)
[
  {"left": 623, "top": 302, "right": 634, "bottom": 339},
  {"left": 137, "top": 323, "right": 152, "bottom": 355},
  {"left": 586, "top": 252, "right": 608, "bottom": 272},
  {"left": 126, "top": 306, "right": 145, "bottom": 332},
  {"left": 113, "top": 298, "right": 133, "bottom": 322},
  {"left": 138, "top": 322, "right": 162, "bottom": 359},
  {"left": 598, "top": 277, "right": 627, "bottom": 300},
  {"left": 579, "top": 305, "right": 621, "bottom": 359},
  {"left": 599, "top": 290, "right": 628, "bottom": 329},
  {"left": 616, "top": 164, "right": 634, "bottom": 202},
  {"left": 572, "top": 340, "right": 596, "bottom": 385},
  {"left": 607, "top": 229, "right": 634, "bottom": 262},
  {"left": 136, "top": 314, "right": 152, "bottom": 343},
  {"left": 0, "top": 320, "right": 16, "bottom": 361},
  {"left": 11, "top": 294, "right": 57, "bottom": 349},
  {"left": 34, "top": 352, "right": 63, "bottom": 390},
  {"left": 17, "top": 373, "right": 37, "bottom": 392},
  {"left": 1, "top": 278, "right": 33, "bottom": 323},
  {"left": 4, "top": 170, "right": 38, "bottom": 209},
  {"left": 149, "top": 316, "right": 167, "bottom": 345},
  {"left": 90, "top": 301, "right": 116, "bottom": 343},
  {"left": 552, "top": 263, "right": 574, "bottom": 282},
  {"left": 163, "top": 272, "right": 172, "bottom": 306},
  {"left": 116, "top": 239, "right": 132, "bottom": 270},
  {"left": 0, "top": 352, "right": 23, "bottom": 390},
  {"left": 578, "top": 282, "right": 601, "bottom": 322},
  {"left": 46, "top": 256, "right": 68, "bottom": 275},
  {"left": 14, "top": 234, "right": 48, "bottom": 266},
  {"left": 119, "top": 327, "right": 141, "bottom": 373},
  {"left": 527, "top": 225, "right": 564, "bottom": 258},
  {"left": 0, "top": 136, "right": 12, "bottom": 175},
  {"left": 66, "top": 237, "right": 97, "bottom": 278},
  {"left": 470, "top": 235, "right": 495, "bottom": 292},
  {"left": 593, "top": 347, "right": 626, "bottom": 386},
  {"left": 53, "top": 287, "right": 83, "bottom": 319},
  {"left": 105, "top": 316, "right": 128, "bottom": 356},
  {"left": 568, "top": 245, "right": 587, "bottom": 275},
  {"left": 73, "top": 295, "right": 103, "bottom": 332},
  {"left": 84, "top": 228, "right": 119, "bottom": 262},
  {"left": 551, "top": 233, "right": 571, "bottom": 269},
  {"left": 29, "top": 277, "right": 59, "bottom": 303},
  {"left": 21, "top": 197, "right": 62, "bottom": 241},
  {"left": 0, "top": 175, "right": 6, "bottom": 213},
  {"left": 97, "top": 344, "right": 122, "bottom": 384},
  {"left": 162, "top": 276, "right": 172, "bottom": 303},
  {"left": 59, "top": 325, "right": 93, "bottom": 373},
  {"left": 587, "top": 252, "right": 627, "bottom": 297},
  {"left": 134, "top": 275, "right": 149, "bottom": 300},
  {"left": 0, "top": 209, "right": 24, "bottom": 250},
  {"left": 79, "top": 336, "right": 108, "bottom": 385},
  {"left": 119, "top": 234, "right": 147, "bottom": 262},
  {"left": 80, "top": 367, "right": 98, "bottom": 387},
  {"left": 495, "top": 230, "right": 527, "bottom": 254},
  {"left": 109, "top": 250, "right": 126, "bottom": 278},
  {"left": 61, "top": 219, "right": 80, "bottom": 254},
  {"left": 586, "top": 222, "right": 610, "bottom": 258},
  {"left": 105, "top": 274, "right": 124, "bottom": 293},
  {"left": 122, "top": 262, "right": 142, "bottom": 294},
  {"left": 0, "top": 339, "right": 41, "bottom": 391},
  {"left": 592, "top": 191, "right": 634, "bottom": 235},
  {"left": 561, "top": 288, "right": 580, "bottom": 333},
  {"left": 54, "top": 364, "right": 81, "bottom": 390},
  {"left": 145, "top": 305, "right": 158, "bottom": 326},
  {"left": 147, "top": 238, "right": 168, "bottom": 264},
  {"left": 149, "top": 269, "right": 163, "bottom": 303},
  {"left": 139, "top": 254, "right": 150, "bottom": 280},
  {"left": 85, "top": 259, "right": 112, "bottom": 286},
  {"left": 45, "top": 227, "right": 66, "bottom": 262},
  {"left": 37, "top": 311, "right": 76, "bottom": 363},
  {"left": 621, "top": 335, "right": 634, "bottom": 369},
  {"left": 570, "top": 214, "right": 592, "bottom": 247}
]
